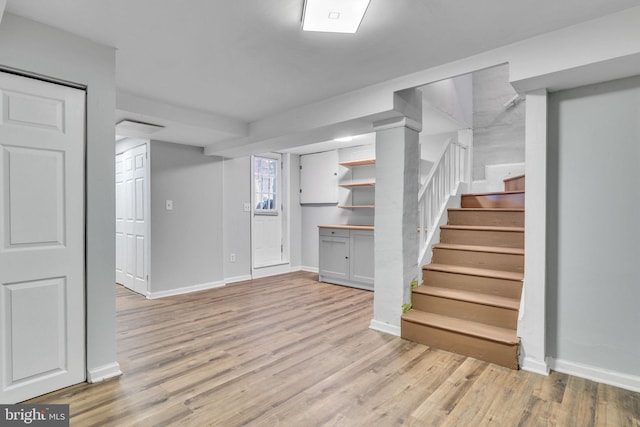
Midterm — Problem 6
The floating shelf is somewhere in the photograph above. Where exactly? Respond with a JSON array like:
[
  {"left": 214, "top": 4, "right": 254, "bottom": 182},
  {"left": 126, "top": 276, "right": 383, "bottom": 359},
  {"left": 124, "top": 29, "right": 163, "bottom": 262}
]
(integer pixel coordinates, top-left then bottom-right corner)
[
  {"left": 339, "top": 159, "right": 375, "bottom": 167},
  {"left": 338, "top": 205, "right": 375, "bottom": 209},
  {"left": 339, "top": 181, "right": 375, "bottom": 188}
]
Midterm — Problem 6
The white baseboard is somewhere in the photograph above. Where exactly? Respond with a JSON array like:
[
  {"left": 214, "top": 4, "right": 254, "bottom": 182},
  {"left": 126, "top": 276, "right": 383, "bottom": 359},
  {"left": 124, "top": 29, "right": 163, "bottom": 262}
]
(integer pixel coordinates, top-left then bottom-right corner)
[
  {"left": 87, "top": 362, "right": 122, "bottom": 383},
  {"left": 520, "top": 356, "right": 550, "bottom": 376},
  {"left": 147, "top": 280, "right": 225, "bottom": 299},
  {"left": 252, "top": 263, "right": 291, "bottom": 279},
  {"left": 549, "top": 358, "right": 640, "bottom": 393},
  {"left": 224, "top": 275, "right": 252, "bottom": 285},
  {"left": 301, "top": 266, "right": 319, "bottom": 273},
  {"left": 369, "top": 319, "right": 400, "bottom": 336}
]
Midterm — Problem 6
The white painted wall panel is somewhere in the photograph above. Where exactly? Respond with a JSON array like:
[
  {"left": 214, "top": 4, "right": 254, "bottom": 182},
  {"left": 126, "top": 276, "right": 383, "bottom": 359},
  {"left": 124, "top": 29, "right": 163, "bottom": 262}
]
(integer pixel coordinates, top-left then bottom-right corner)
[
  {"left": 150, "top": 141, "right": 223, "bottom": 292},
  {"left": 547, "top": 74, "right": 640, "bottom": 378}
]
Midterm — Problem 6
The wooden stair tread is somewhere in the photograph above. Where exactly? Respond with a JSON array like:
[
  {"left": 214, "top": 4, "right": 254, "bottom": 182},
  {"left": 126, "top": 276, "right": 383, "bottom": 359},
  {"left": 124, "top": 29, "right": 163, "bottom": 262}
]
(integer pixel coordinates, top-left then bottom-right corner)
[
  {"left": 423, "top": 263, "right": 523, "bottom": 281},
  {"left": 402, "top": 311, "right": 519, "bottom": 345},
  {"left": 462, "top": 190, "right": 524, "bottom": 197},
  {"left": 413, "top": 286, "right": 520, "bottom": 310},
  {"left": 440, "top": 225, "right": 524, "bottom": 232},
  {"left": 434, "top": 243, "right": 524, "bottom": 255},
  {"left": 503, "top": 174, "right": 525, "bottom": 182}
]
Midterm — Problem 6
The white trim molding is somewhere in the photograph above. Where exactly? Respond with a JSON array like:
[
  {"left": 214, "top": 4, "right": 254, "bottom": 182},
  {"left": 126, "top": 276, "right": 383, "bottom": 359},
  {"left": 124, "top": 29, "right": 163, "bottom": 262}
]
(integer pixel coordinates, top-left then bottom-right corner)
[
  {"left": 521, "top": 356, "right": 551, "bottom": 376},
  {"left": 549, "top": 358, "right": 640, "bottom": 393},
  {"left": 147, "top": 280, "right": 225, "bottom": 299},
  {"left": 251, "top": 263, "right": 291, "bottom": 279},
  {"left": 87, "top": 362, "right": 122, "bottom": 383},
  {"left": 369, "top": 319, "right": 401, "bottom": 337},
  {"left": 301, "top": 266, "right": 319, "bottom": 274},
  {"left": 224, "top": 275, "right": 253, "bottom": 285}
]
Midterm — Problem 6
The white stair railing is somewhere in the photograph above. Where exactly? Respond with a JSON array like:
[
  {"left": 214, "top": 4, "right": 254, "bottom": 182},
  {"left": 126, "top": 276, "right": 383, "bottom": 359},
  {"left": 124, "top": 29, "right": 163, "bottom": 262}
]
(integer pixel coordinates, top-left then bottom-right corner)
[{"left": 418, "top": 132, "right": 471, "bottom": 266}]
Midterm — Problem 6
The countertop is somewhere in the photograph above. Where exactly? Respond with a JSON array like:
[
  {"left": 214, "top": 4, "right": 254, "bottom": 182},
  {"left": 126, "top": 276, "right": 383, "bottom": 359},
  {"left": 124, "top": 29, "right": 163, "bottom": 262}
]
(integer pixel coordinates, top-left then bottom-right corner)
[{"left": 318, "top": 224, "right": 374, "bottom": 231}]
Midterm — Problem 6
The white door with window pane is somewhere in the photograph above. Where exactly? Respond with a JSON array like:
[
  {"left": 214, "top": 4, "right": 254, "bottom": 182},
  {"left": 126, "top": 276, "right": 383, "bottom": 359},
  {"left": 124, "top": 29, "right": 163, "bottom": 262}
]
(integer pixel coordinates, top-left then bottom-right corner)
[
  {"left": 0, "top": 72, "right": 85, "bottom": 403},
  {"left": 252, "top": 154, "right": 283, "bottom": 268}
]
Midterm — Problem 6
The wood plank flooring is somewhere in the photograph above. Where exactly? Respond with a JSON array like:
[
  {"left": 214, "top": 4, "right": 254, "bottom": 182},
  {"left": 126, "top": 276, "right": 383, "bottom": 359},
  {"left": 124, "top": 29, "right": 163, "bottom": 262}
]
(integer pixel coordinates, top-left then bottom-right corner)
[{"left": 26, "top": 271, "right": 640, "bottom": 426}]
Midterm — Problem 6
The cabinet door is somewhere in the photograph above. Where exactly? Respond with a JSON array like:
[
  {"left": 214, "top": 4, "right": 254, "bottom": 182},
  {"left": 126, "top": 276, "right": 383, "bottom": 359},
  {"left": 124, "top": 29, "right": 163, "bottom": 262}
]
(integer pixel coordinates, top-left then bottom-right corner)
[
  {"left": 300, "top": 150, "right": 338, "bottom": 204},
  {"left": 319, "top": 236, "right": 349, "bottom": 281},
  {"left": 349, "top": 230, "right": 374, "bottom": 285}
]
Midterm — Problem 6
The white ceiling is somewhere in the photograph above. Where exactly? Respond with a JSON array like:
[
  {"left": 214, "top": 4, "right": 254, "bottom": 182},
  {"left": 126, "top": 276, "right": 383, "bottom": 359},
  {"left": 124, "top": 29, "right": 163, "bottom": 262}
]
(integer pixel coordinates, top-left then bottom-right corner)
[{"left": 4, "top": 0, "right": 639, "bottom": 148}]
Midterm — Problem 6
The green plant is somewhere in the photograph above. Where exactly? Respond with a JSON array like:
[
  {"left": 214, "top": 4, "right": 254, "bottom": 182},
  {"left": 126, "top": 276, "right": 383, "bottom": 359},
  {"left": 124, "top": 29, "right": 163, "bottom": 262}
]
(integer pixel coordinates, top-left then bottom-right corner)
[{"left": 402, "top": 303, "right": 412, "bottom": 313}]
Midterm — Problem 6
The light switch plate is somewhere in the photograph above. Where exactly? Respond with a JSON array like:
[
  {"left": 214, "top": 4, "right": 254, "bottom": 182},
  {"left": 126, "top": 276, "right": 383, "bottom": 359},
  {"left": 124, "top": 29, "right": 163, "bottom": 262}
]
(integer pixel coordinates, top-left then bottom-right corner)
[
  {"left": 166, "top": 200, "right": 173, "bottom": 210},
  {"left": 243, "top": 202, "right": 251, "bottom": 212}
]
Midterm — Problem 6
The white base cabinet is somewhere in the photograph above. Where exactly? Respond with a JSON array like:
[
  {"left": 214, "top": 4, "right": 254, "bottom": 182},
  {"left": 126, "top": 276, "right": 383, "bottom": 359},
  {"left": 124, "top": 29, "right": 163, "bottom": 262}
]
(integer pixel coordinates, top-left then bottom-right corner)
[{"left": 319, "top": 227, "right": 374, "bottom": 291}]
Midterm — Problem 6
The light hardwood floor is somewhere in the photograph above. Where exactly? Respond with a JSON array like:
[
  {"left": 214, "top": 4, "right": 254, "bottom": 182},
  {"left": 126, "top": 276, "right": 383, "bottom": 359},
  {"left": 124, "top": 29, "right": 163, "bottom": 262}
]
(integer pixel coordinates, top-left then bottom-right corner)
[{"left": 27, "top": 271, "right": 639, "bottom": 426}]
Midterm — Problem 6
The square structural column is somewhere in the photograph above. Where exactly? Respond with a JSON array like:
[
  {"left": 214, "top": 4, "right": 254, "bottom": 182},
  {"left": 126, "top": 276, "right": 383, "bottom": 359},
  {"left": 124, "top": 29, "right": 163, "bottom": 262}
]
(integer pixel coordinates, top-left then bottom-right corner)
[
  {"left": 518, "top": 89, "right": 549, "bottom": 375},
  {"left": 370, "top": 117, "right": 421, "bottom": 336}
]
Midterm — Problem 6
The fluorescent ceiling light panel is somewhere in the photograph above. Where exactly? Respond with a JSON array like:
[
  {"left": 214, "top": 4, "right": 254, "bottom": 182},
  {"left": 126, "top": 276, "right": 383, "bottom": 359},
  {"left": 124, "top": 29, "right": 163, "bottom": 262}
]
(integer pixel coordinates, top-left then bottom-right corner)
[{"left": 302, "top": 0, "right": 371, "bottom": 33}]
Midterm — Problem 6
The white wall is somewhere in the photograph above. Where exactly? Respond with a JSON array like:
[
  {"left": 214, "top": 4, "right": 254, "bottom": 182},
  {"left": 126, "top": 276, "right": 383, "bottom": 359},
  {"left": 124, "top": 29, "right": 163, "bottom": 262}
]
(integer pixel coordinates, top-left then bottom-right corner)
[
  {"left": 287, "top": 154, "right": 303, "bottom": 270},
  {"left": 222, "top": 156, "right": 252, "bottom": 282},
  {"left": 116, "top": 137, "right": 148, "bottom": 155},
  {"left": 150, "top": 141, "right": 224, "bottom": 293},
  {"left": 419, "top": 74, "right": 472, "bottom": 132},
  {"left": 0, "top": 13, "right": 119, "bottom": 379},
  {"left": 473, "top": 64, "right": 525, "bottom": 180},
  {"left": 547, "top": 75, "right": 640, "bottom": 385}
]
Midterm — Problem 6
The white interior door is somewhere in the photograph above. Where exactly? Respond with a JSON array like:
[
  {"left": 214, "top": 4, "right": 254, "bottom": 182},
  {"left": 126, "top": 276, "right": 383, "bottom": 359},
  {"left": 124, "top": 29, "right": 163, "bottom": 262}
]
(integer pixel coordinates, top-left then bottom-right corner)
[
  {"left": 115, "top": 143, "right": 148, "bottom": 296},
  {"left": 0, "top": 72, "right": 86, "bottom": 403},
  {"left": 253, "top": 214, "right": 283, "bottom": 267},
  {"left": 115, "top": 152, "right": 125, "bottom": 285},
  {"left": 252, "top": 154, "right": 284, "bottom": 269}
]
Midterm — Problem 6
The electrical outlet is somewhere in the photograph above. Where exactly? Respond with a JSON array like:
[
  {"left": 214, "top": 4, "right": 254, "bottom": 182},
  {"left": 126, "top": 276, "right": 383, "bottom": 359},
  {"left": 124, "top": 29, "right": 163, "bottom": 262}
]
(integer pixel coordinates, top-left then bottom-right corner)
[
  {"left": 166, "top": 200, "right": 173, "bottom": 210},
  {"left": 243, "top": 202, "right": 251, "bottom": 212},
  {"left": 230, "top": 253, "right": 236, "bottom": 262}
]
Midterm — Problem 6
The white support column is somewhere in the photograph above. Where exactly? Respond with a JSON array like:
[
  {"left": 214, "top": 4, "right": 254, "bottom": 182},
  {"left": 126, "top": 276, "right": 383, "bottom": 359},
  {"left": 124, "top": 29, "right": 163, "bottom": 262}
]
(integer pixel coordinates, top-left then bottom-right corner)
[
  {"left": 518, "top": 89, "right": 550, "bottom": 375},
  {"left": 369, "top": 117, "right": 421, "bottom": 336}
]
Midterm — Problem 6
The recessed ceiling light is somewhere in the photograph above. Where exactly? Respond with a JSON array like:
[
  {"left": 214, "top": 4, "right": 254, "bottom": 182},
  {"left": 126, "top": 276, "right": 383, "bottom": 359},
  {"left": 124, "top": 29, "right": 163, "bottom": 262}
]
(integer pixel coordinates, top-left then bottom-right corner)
[{"left": 302, "top": 0, "right": 371, "bottom": 33}]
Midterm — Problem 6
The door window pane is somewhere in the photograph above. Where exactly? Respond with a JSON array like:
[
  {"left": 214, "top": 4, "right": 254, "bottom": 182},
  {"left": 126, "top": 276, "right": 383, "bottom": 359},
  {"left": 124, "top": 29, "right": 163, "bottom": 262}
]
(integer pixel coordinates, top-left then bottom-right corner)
[{"left": 254, "top": 156, "right": 278, "bottom": 212}]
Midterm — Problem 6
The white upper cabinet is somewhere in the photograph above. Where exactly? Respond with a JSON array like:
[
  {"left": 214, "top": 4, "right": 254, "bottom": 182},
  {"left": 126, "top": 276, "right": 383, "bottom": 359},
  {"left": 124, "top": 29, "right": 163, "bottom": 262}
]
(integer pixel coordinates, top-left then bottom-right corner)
[{"left": 299, "top": 150, "right": 339, "bottom": 204}]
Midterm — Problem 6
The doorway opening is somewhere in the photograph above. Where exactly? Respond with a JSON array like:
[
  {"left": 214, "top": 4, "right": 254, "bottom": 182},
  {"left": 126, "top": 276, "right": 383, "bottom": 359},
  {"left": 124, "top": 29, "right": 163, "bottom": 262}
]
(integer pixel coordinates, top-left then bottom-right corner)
[
  {"left": 251, "top": 153, "right": 291, "bottom": 277},
  {"left": 115, "top": 139, "right": 150, "bottom": 296}
]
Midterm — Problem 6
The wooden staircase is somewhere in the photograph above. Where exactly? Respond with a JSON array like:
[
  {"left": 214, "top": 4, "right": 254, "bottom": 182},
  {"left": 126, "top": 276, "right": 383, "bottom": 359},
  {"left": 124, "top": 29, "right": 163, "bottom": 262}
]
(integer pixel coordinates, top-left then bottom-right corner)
[{"left": 401, "top": 174, "right": 525, "bottom": 369}]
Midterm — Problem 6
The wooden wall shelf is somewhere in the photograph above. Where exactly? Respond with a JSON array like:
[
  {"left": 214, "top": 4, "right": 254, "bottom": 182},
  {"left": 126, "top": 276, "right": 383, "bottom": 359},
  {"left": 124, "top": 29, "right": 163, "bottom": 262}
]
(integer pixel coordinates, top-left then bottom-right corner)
[
  {"left": 339, "top": 159, "right": 375, "bottom": 167},
  {"left": 339, "top": 181, "right": 375, "bottom": 188}
]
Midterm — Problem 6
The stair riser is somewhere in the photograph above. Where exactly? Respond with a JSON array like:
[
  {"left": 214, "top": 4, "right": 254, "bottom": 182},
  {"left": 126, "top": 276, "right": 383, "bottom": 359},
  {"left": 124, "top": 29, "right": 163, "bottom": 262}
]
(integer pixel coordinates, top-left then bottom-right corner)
[
  {"left": 447, "top": 210, "right": 524, "bottom": 227},
  {"left": 432, "top": 248, "right": 524, "bottom": 273},
  {"left": 461, "top": 193, "right": 524, "bottom": 209},
  {"left": 412, "top": 294, "right": 518, "bottom": 329},
  {"left": 423, "top": 270, "right": 522, "bottom": 299},
  {"left": 504, "top": 176, "right": 525, "bottom": 192},
  {"left": 440, "top": 229, "right": 524, "bottom": 249},
  {"left": 401, "top": 320, "right": 519, "bottom": 369}
]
